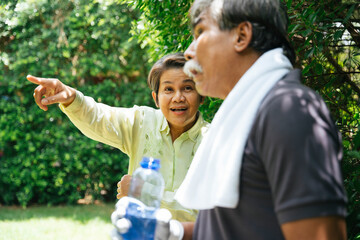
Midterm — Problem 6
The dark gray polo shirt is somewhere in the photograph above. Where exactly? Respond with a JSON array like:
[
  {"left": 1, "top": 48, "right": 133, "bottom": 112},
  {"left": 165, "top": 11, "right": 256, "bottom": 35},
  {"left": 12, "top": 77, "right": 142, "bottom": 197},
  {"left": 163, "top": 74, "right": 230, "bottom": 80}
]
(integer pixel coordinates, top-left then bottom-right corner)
[{"left": 193, "top": 69, "right": 347, "bottom": 240}]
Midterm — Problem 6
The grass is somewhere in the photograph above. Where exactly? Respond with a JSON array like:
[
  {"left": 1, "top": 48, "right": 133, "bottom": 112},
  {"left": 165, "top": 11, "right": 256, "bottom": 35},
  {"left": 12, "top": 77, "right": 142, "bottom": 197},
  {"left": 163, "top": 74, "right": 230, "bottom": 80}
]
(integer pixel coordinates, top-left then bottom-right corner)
[{"left": 0, "top": 202, "right": 116, "bottom": 240}]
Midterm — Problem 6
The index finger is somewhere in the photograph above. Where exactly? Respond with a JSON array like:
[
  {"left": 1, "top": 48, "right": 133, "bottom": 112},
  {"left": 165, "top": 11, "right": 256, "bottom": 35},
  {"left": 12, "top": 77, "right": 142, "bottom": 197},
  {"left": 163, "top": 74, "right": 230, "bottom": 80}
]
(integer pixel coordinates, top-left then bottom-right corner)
[
  {"left": 26, "top": 75, "right": 44, "bottom": 85},
  {"left": 27, "top": 75, "right": 56, "bottom": 86}
]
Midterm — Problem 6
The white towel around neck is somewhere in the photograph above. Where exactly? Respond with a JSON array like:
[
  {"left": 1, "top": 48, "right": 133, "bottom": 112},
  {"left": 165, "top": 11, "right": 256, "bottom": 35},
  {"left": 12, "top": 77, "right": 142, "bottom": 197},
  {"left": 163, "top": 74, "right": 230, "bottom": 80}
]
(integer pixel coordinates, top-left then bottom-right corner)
[{"left": 175, "top": 48, "right": 293, "bottom": 209}]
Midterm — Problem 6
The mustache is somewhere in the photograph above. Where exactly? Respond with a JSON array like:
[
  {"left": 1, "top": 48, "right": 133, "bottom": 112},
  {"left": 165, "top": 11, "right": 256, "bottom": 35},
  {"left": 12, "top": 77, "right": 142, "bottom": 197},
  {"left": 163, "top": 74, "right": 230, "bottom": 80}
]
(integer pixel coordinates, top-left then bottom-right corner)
[{"left": 183, "top": 60, "right": 203, "bottom": 78}]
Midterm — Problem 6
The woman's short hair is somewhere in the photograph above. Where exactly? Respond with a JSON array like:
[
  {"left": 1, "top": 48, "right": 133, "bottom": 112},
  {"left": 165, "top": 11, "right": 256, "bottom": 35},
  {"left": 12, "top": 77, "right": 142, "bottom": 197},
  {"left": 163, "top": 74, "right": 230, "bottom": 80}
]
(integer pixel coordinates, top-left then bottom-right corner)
[{"left": 147, "top": 52, "right": 186, "bottom": 95}]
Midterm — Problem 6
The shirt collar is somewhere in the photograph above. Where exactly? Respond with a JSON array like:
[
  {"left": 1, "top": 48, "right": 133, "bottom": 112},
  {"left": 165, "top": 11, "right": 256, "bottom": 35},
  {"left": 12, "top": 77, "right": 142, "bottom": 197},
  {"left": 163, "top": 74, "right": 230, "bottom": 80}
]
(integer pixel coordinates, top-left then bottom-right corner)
[
  {"left": 187, "top": 112, "right": 206, "bottom": 142},
  {"left": 159, "top": 111, "right": 206, "bottom": 141},
  {"left": 159, "top": 114, "right": 170, "bottom": 135}
]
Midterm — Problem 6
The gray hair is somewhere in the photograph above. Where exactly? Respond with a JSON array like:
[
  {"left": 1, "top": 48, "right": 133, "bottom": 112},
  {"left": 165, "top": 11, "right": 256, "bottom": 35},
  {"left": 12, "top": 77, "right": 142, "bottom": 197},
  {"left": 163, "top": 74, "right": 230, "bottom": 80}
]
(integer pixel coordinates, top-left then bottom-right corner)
[{"left": 189, "top": 0, "right": 295, "bottom": 64}]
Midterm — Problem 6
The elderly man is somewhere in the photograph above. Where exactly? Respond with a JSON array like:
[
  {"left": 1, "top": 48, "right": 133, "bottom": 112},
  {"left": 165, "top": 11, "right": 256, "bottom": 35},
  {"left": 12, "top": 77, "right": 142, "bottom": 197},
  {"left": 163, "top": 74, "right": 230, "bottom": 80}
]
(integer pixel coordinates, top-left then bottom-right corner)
[{"left": 175, "top": 0, "right": 348, "bottom": 239}]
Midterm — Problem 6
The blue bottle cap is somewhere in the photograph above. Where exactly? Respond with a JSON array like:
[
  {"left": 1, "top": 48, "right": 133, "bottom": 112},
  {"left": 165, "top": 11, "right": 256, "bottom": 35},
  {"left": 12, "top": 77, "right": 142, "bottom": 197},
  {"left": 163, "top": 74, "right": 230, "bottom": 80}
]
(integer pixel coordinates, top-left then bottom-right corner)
[{"left": 140, "top": 157, "right": 161, "bottom": 171}]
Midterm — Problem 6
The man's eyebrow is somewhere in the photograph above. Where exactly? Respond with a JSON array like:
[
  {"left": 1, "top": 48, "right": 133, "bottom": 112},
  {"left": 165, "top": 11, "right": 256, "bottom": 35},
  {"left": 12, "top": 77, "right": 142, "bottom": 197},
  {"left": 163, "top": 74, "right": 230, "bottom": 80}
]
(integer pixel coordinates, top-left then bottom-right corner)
[{"left": 192, "top": 17, "right": 203, "bottom": 29}]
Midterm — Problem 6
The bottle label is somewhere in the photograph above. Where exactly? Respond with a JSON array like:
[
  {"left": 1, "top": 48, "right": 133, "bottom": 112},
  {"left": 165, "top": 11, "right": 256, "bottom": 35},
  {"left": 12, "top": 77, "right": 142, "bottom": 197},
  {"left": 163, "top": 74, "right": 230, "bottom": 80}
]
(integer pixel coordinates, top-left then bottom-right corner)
[{"left": 121, "top": 198, "right": 157, "bottom": 240}]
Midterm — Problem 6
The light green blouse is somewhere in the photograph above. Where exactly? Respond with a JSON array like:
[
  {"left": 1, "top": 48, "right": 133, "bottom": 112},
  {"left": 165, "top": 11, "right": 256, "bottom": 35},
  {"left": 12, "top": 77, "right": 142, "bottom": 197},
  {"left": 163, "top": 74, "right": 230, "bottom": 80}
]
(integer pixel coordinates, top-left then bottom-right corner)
[{"left": 60, "top": 91, "right": 210, "bottom": 221}]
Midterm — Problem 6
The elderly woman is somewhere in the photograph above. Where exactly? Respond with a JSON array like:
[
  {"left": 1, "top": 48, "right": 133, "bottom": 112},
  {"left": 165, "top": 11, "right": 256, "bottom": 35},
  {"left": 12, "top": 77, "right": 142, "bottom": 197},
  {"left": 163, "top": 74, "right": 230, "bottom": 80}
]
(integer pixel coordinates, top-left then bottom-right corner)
[{"left": 27, "top": 53, "right": 210, "bottom": 223}]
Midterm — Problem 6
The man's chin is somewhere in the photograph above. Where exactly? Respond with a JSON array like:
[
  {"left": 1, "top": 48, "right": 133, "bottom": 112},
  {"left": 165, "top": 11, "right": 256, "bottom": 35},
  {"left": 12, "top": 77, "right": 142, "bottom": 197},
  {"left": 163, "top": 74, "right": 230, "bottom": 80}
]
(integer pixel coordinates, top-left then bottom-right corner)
[{"left": 195, "top": 81, "right": 206, "bottom": 95}]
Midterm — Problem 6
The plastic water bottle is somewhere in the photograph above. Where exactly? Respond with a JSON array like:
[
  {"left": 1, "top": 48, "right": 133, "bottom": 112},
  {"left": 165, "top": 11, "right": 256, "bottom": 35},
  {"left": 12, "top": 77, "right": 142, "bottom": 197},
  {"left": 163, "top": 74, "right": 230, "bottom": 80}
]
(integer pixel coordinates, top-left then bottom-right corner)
[{"left": 121, "top": 157, "right": 165, "bottom": 240}]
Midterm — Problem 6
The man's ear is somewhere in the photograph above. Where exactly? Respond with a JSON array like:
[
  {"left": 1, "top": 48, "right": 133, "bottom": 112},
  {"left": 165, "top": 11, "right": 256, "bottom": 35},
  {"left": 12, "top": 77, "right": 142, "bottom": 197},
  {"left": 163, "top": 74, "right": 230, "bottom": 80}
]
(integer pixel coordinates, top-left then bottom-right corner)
[
  {"left": 233, "top": 21, "right": 253, "bottom": 53},
  {"left": 152, "top": 91, "right": 159, "bottom": 107}
]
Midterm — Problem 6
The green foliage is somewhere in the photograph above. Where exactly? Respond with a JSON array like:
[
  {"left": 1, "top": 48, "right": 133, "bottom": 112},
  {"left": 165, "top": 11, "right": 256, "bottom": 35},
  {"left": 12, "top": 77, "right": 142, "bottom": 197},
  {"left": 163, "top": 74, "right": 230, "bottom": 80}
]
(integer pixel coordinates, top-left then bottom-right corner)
[
  {"left": 342, "top": 149, "right": 360, "bottom": 239},
  {"left": 120, "top": 0, "right": 193, "bottom": 63},
  {"left": 199, "top": 97, "right": 223, "bottom": 122},
  {"left": 0, "top": 0, "right": 154, "bottom": 206}
]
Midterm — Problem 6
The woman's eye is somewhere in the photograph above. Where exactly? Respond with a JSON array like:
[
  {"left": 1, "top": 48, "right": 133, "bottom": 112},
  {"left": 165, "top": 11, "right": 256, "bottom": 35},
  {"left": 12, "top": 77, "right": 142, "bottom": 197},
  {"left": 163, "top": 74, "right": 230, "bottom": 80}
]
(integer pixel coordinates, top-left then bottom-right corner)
[
  {"left": 185, "top": 86, "right": 193, "bottom": 91},
  {"left": 164, "top": 87, "right": 173, "bottom": 92}
]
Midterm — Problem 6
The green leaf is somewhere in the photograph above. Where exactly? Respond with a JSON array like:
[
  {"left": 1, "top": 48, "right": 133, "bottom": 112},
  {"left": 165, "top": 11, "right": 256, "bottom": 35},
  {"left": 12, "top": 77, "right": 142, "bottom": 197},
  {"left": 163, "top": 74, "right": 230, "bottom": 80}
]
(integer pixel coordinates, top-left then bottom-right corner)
[
  {"left": 344, "top": 4, "right": 356, "bottom": 22},
  {"left": 333, "top": 30, "right": 344, "bottom": 41},
  {"left": 353, "top": 131, "right": 360, "bottom": 150},
  {"left": 314, "top": 63, "right": 323, "bottom": 75}
]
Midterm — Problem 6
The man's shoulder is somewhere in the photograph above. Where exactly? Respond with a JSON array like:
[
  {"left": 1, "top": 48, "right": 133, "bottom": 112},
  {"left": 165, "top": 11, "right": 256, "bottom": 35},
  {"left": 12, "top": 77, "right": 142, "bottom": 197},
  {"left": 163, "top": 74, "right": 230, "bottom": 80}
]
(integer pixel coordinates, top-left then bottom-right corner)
[
  {"left": 261, "top": 69, "right": 325, "bottom": 110},
  {"left": 253, "top": 68, "right": 336, "bottom": 139}
]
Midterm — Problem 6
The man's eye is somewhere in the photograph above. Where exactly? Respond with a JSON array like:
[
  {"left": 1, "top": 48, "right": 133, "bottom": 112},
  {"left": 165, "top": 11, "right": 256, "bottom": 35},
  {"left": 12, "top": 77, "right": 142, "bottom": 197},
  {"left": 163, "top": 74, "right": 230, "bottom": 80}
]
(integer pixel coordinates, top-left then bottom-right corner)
[
  {"left": 194, "top": 28, "right": 203, "bottom": 38},
  {"left": 185, "top": 86, "right": 193, "bottom": 91},
  {"left": 164, "top": 87, "right": 173, "bottom": 92}
]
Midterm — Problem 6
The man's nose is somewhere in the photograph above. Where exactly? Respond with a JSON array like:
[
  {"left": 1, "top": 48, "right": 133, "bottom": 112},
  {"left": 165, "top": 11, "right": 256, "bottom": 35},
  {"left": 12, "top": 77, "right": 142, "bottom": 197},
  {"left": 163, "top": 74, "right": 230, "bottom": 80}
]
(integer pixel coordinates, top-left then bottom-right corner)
[{"left": 184, "top": 41, "right": 195, "bottom": 61}]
